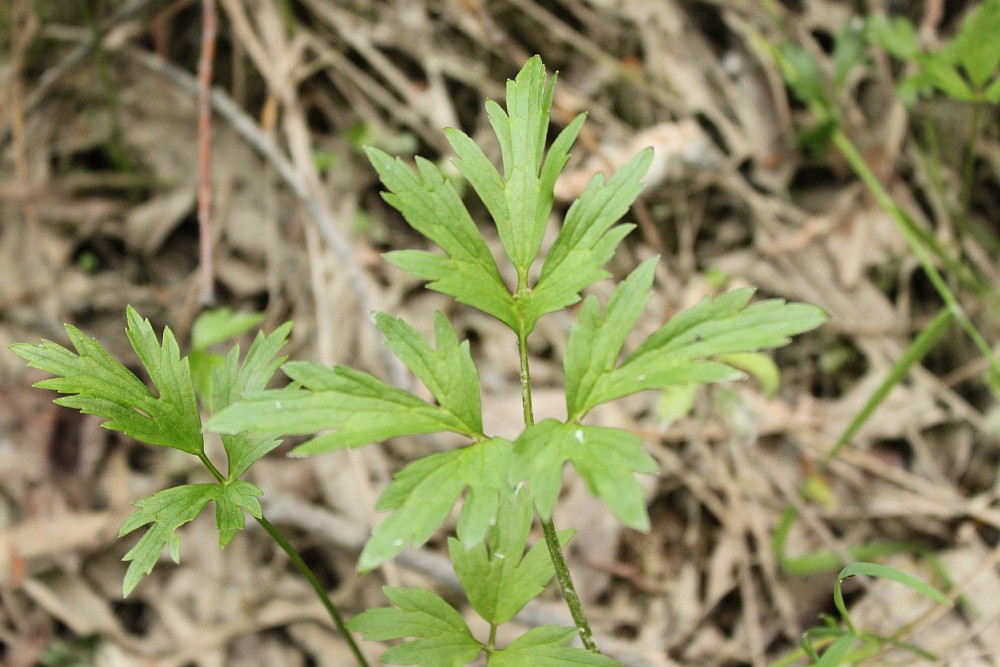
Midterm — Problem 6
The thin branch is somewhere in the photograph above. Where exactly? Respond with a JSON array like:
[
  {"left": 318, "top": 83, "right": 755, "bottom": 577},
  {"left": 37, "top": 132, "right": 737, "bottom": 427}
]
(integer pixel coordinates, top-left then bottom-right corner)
[
  {"left": 197, "top": 0, "right": 218, "bottom": 304},
  {"left": 128, "top": 48, "right": 408, "bottom": 386}
]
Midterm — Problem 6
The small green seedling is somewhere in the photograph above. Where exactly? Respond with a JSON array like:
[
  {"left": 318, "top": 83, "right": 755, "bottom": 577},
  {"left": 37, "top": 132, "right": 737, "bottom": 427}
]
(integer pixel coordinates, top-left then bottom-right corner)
[
  {"left": 14, "top": 56, "right": 826, "bottom": 666},
  {"left": 801, "top": 562, "right": 951, "bottom": 666}
]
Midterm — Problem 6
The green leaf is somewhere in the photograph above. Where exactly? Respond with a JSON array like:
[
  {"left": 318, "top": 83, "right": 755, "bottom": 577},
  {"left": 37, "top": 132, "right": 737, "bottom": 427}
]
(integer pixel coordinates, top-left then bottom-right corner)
[
  {"left": 213, "top": 480, "right": 264, "bottom": 546},
  {"left": 207, "top": 360, "right": 481, "bottom": 454},
  {"left": 118, "top": 480, "right": 263, "bottom": 596},
  {"left": 523, "top": 148, "right": 652, "bottom": 331},
  {"left": 211, "top": 323, "right": 292, "bottom": 479},
  {"left": 833, "top": 563, "right": 951, "bottom": 633},
  {"left": 450, "top": 488, "right": 573, "bottom": 625},
  {"left": 11, "top": 306, "right": 204, "bottom": 456},
  {"left": 866, "top": 15, "right": 919, "bottom": 60},
  {"left": 564, "top": 258, "right": 658, "bottom": 419},
  {"left": 191, "top": 308, "right": 265, "bottom": 350},
  {"left": 720, "top": 352, "right": 781, "bottom": 398},
  {"left": 579, "top": 284, "right": 827, "bottom": 416},
  {"left": 347, "top": 586, "right": 482, "bottom": 667},
  {"left": 488, "top": 626, "right": 620, "bottom": 666},
  {"left": 814, "top": 633, "right": 857, "bottom": 667},
  {"left": 955, "top": 0, "right": 1000, "bottom": 89},
  {"left": 918, "top": 55, "right": 974, "bottom": 100},
  {"left": 776, "top": 43, "right": 831, "bottom": 111},
  {"left": 833, "top": 18, "right": 867, "bottom": 88},
  {"left": 359, "top": 438, "right": 513, "bottom": 571},
  {"left": 374, "top": 312, "right": 482, "bottom": 435},
  {"left": 367, "top": 146, "right": 516, "bottom": 328},
  {"left": 511, "top": 420, "right": 658, "bottom": 531},
  {"left": 986, "top": 75, "right": 1000, "bottom": 102},
  {"left": 478, "top": 55, "right": 563, "bottom": 273}
]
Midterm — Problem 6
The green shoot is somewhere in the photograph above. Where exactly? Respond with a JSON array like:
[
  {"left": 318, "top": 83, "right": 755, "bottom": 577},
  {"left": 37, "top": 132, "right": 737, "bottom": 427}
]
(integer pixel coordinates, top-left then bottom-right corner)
[
  {"left": 207, "top": 55, "right": 825, "bottom": 661},
  {"left": 11, "top": 310, "right": 370, "bottom": 666},
  {"left": 801, "top": 562, "right": 951, "bottom": 666},
  {"left": 16, "top": 55, "right": 830, "bottom": 666}
]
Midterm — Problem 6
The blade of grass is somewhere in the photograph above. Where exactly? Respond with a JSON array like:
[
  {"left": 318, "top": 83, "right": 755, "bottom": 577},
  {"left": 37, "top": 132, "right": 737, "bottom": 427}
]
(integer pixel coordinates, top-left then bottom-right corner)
[{"left": 775, "top": 306, "right": 953, "bottom": 573}]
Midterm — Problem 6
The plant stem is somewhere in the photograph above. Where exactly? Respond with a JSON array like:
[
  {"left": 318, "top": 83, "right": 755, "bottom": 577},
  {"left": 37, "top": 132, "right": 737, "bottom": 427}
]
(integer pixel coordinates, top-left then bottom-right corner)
[
  {"left": 196, "top": 451, "right": 369, "bottom": 666},
  {"left": 959, "top": 98, "right": 983, "bottom": 220},
  {"left": 516, "top": 329, "right": 600, "bottom": 653},
  {"left": 256, "top": 515, "right": 371, "bottom": 667},
  {"left": 199, "top": 451, "right": 226, "bottom": 482},
  {"left": 540, "top": 516, "right": 598, "bottom": 651}
]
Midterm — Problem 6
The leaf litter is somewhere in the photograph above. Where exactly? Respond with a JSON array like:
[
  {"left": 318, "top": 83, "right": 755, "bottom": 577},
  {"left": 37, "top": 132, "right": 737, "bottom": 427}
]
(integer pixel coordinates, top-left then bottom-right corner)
[{"left": 1, "top": 0, "right": 999, "bottom": 665}]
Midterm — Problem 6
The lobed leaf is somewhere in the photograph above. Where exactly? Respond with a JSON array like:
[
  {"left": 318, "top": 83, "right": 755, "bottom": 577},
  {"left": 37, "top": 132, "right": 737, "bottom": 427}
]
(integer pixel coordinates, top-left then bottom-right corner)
[
  {"left": 118, "top": 480, "right": 263, "bottom": 596},
  {"left": 191, "top": 308, "right": 265, "bottom": 350},
  {"left": 566, "top": 260, "right": 827, "bottom": 417},
  {"left": 11, "top": 306, "right": 204, "bottom": 456},
  {"left": 450, "top": 488, "right": 573, "bottom": 625},
  {"left": 374, "top": 312, "right": 482, "bottom": 435},
  {"left": 564, "top": 258, "right": 658, "bottom": 419},
  {"left": 488, "top": 626, "right": 621, "bottom": 666},
  {"left": 207, "top": 360, "right": 480, "bottom": 454},
  {"left": 594, "top": 290, "right": 827, "bottom": 409},
  {"left": 367, "top": 146, "right": 516, "bottom": 328},
  {"left": 955, "top": 0, "right": 1000, "bottom": 89},
  {"left": 479, "top": 54, "right": 560, "bottom": 272},
  {"left": 213, "top": 480, "right": 264, "bottom": 546},
  {"left": 211, "top": 323, "right": 291, "bottom": 479},
  {"left": 347, "top": 586, "right": 482, "bottom": 667},
  {"left": 511, "top": 420, "right": 658, "bottom": 531},
  {"left": 359, "top": 438, "right": 513, "bottom": 571},
  {"left": 522, "top": 147, "right": 652, "bottom": 331}
]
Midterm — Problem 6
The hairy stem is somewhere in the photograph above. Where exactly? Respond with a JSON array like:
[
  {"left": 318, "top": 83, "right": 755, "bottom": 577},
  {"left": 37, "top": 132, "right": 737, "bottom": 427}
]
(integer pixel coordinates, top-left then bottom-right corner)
[
  {"left": 517, "top": 329, "right": 600, "bottom": 653},
  {"left": 256, "top": 515, "right": 371, "bottom": 667}
]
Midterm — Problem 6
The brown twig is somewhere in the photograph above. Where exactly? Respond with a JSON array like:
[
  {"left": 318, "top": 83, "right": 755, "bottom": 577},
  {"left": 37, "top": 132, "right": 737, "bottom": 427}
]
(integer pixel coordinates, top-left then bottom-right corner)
[
  {"left": 128, "top": 48, "right": 408, "bottom": 385},
  {"left": 196, "top": 0, "right": 217, "bottom": 305},
  {"left": 8, "top": 0, "right": 45, "bottom": 283}
]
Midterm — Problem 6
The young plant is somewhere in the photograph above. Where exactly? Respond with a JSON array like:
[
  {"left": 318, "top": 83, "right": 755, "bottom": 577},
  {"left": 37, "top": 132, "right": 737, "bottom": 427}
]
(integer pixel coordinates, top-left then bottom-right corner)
[
  {"left": 11, "top": 309, "right": 370, "bottom": 666},
  {"left": 800, "top": 562, "right": 950, "bottom": 666},
  {"left": 207, "top": 56, "right": 826, "bottom": 662},
  {"left": 14, "top": 57, "right": 825, "bottom": 665}
]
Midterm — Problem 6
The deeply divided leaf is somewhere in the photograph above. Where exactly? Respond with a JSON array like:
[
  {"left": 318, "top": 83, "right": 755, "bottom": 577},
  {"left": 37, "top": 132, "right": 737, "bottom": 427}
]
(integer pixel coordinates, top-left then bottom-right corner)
[
  {"left": 118, "top": 480, "right": 263, "bottom": 596},
  {"left": 11, "top": 306, "right": 204, "bottom": 456},
  {"left": 447, "top": 56, "right": 588, "bottom": 283},
  {"left": 374, "top": 312, "right": 483, "bottom": 435},
  {"left": 566, "top": 261, "right": 827, "bottom": 417},
  {"left": 565, "top": 258, "right": 658, "bottom": 419},
  {"left": 208, "top": 360, "right": 482, "bottom": 454},
  {"left": 373, "top": 54, "right": 648, "bottom": 337},
  {"left": 367, "top": 146, "right": 516, "bottom": 328},
  {"left": 511, "top": 420, "right": 658, "bottom": 531},
  {"left": 211, "top": 323, "right": 292, "bottom": 479},
  {"left": 358, "top": 438, "right": 513, "bottom": 571},
  {"left": 450, "top": 488, "right": 573, "bottom": 625},
  {"left": 597, "top": 289, "right": 828, "bottom": 408},
  {"left": 524, "top": 148, "right": 652, "bottom": 330},
  {"left": 482, "top": 55, "right": 558, "bottom": 272},
  {"left": 347, "top": 586, "right": 482, "bottom": 667}
]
